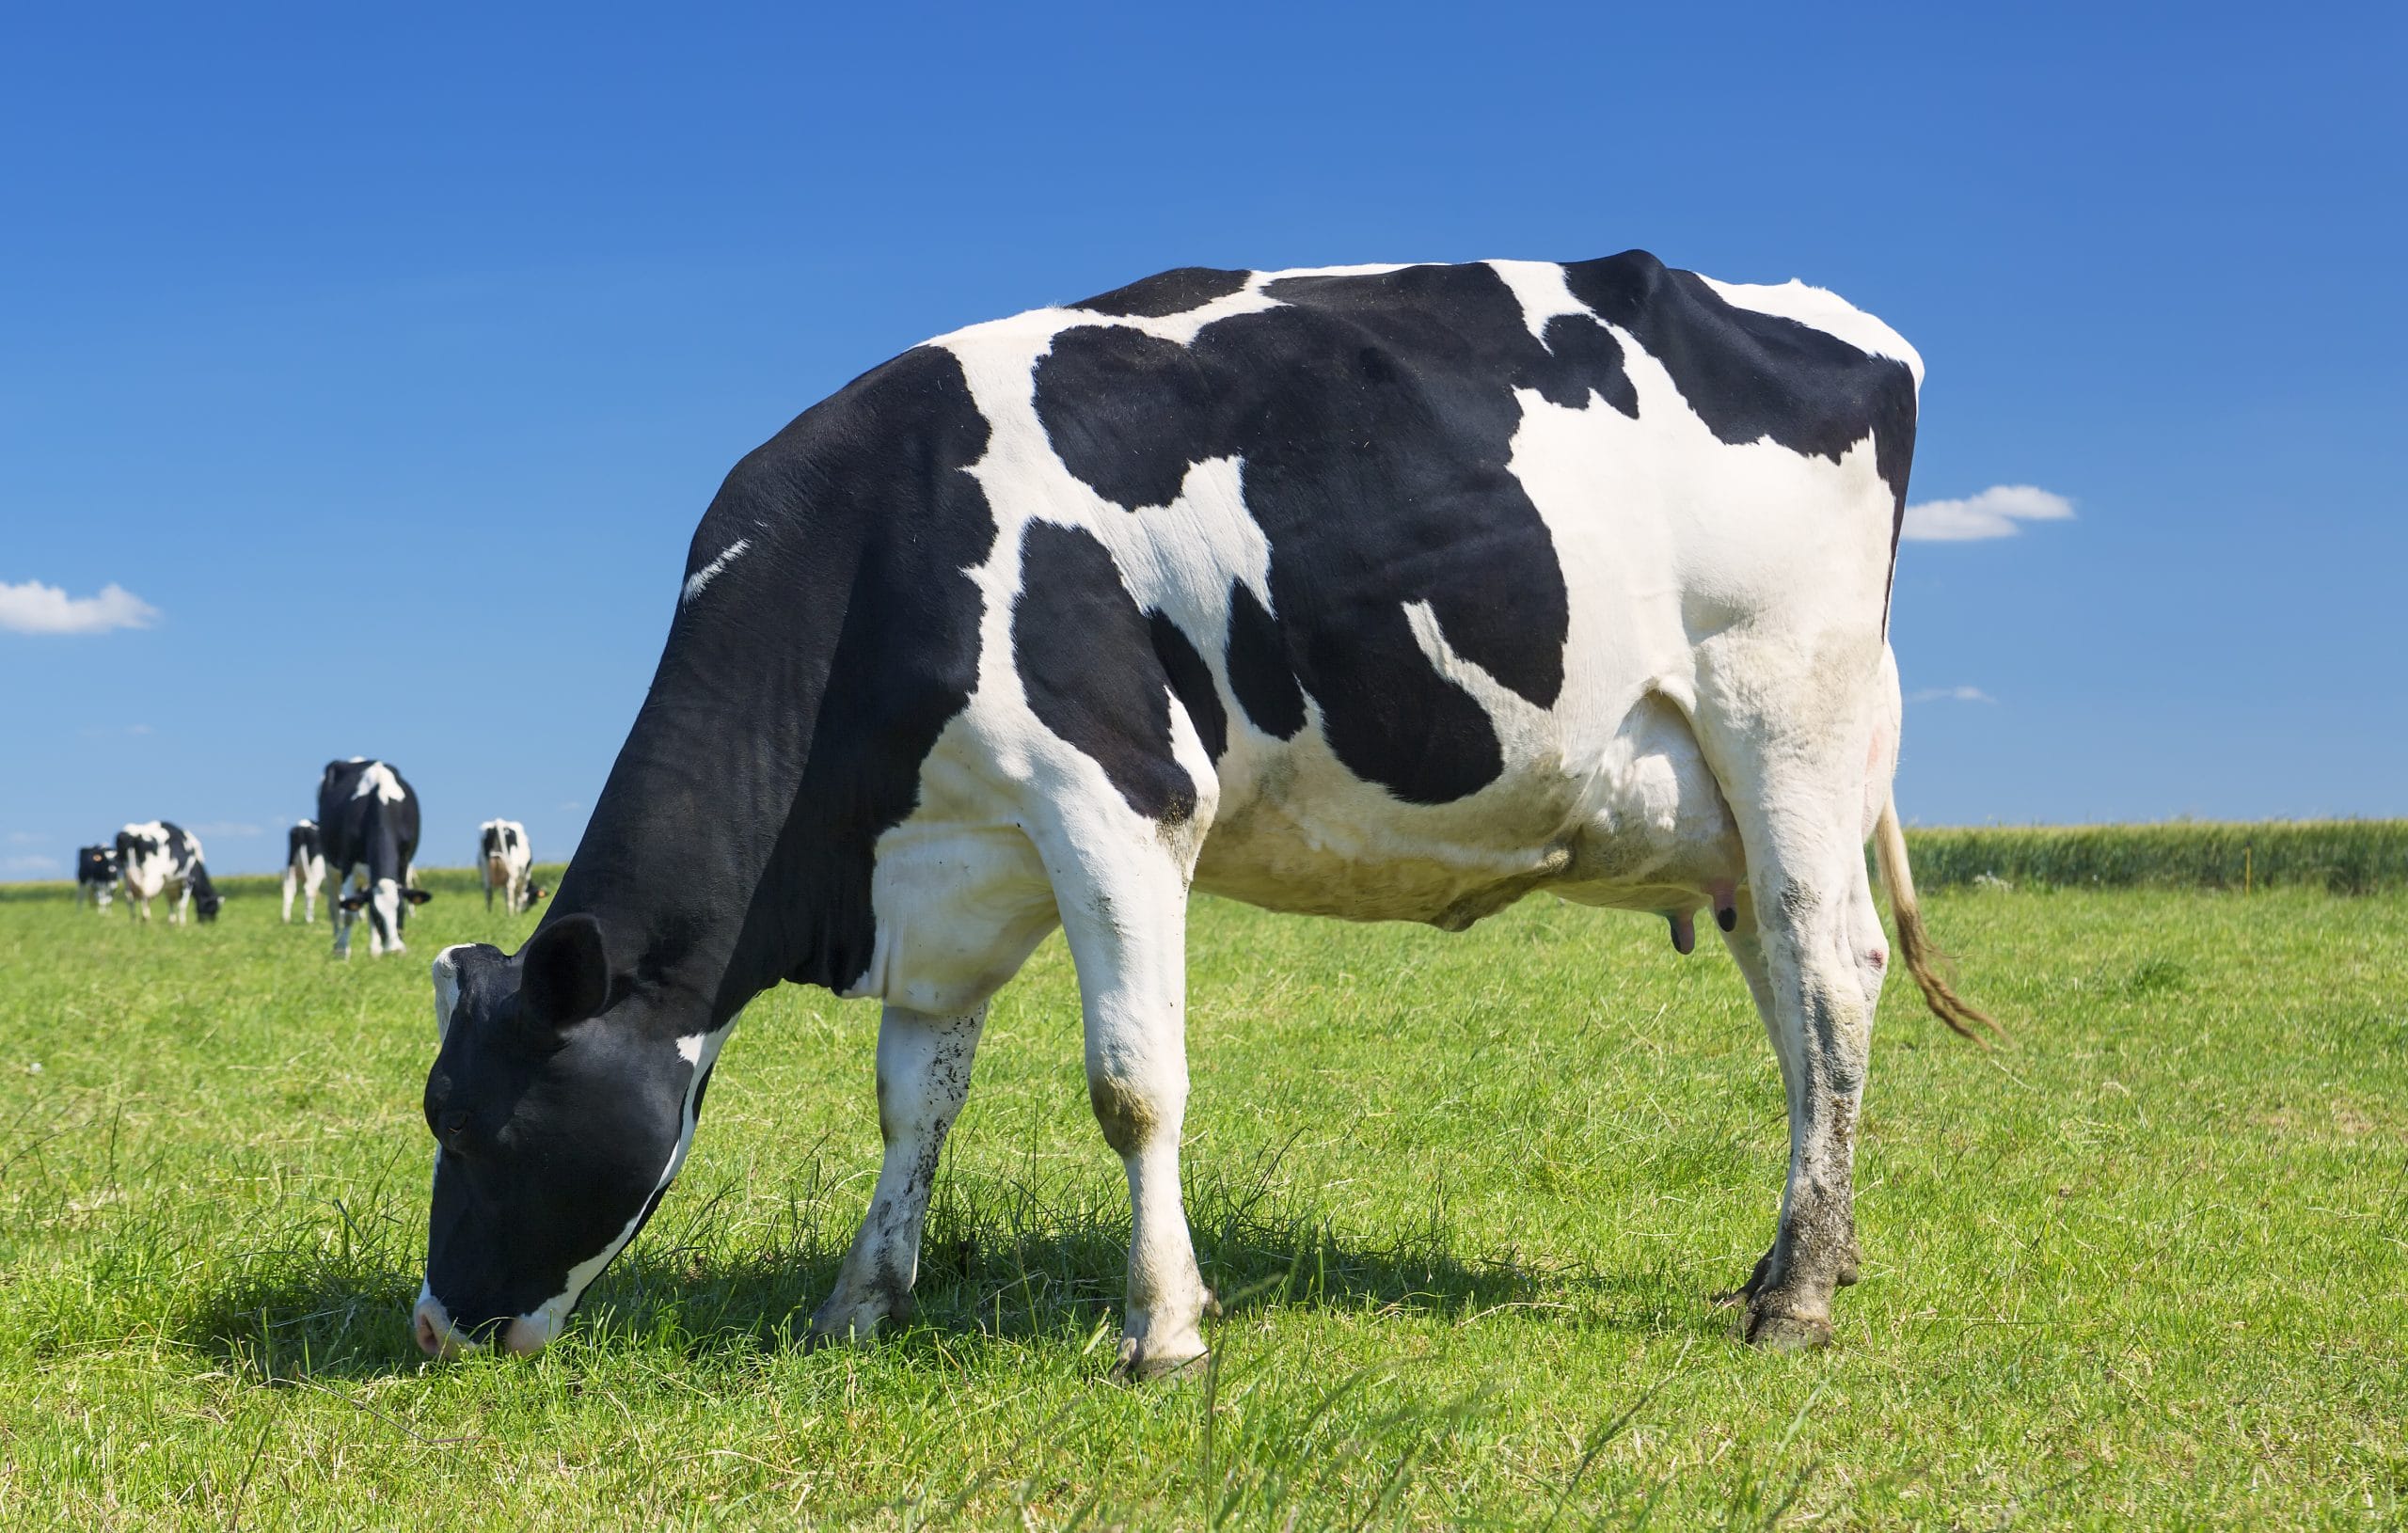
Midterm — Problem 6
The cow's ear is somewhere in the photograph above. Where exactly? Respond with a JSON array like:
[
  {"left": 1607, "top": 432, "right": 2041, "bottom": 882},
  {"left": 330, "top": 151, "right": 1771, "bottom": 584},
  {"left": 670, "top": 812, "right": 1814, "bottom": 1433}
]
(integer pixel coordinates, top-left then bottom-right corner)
[
  {"left": 519, "top": 913, "right": 613, "bottom": 1031},
  {"left": 404, "top": 888, "right": 435, "bottom": 906}
]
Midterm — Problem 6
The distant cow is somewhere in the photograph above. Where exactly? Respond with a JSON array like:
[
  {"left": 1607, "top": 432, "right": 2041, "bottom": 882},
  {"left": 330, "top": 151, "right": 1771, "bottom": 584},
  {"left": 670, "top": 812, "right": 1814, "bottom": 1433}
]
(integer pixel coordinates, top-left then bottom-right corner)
[
  {"left": 75, "top": 846, "right": 119, "bottom": 910},
  {"left": 478, "top": 820, "right": 544, "bottom": 913},
  {"left": 283, "top": 820, "right": 325, "bottom": 924},
  {"left": 115, "top": 822, "right": 220, "bottom": 924},
  {"left": 318, "top": 759, "right": 432, "bottom": 956}
]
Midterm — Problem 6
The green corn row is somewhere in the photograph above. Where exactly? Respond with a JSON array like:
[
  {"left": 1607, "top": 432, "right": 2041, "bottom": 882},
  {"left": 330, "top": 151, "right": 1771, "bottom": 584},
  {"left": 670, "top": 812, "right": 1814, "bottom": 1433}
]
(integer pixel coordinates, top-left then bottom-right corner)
[{"left": 1896, "top": 820, "right": 2408, "bottom": 894}]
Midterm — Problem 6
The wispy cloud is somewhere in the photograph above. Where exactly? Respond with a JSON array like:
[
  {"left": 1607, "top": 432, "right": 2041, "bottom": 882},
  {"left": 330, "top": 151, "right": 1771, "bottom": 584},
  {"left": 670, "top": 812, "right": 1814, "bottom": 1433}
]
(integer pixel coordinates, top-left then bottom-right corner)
[
  {"left": 1909, "top": 685, "right": 1996, "bottom": 704},
  {"left": 1901, "top": 484, "right": 2075, "bottom": 542},
  {"left": 3, "top": 854, "right": 62, "bottom": 876},
  {"left": 192, "top": 822, "right": 265, "bottom": 838},
  {"left": 0, "top": 579, "right": 162, "bottom": 635},
  {"left": 5, "top": 831, "right": 40, "bottom": 846}
]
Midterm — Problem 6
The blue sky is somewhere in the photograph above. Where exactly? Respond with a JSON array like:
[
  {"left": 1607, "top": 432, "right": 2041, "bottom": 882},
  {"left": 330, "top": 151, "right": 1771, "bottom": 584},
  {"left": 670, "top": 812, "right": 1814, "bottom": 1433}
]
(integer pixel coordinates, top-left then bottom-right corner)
[{"left": 4, "top": 2, "right": 2401, "bottom": 877}]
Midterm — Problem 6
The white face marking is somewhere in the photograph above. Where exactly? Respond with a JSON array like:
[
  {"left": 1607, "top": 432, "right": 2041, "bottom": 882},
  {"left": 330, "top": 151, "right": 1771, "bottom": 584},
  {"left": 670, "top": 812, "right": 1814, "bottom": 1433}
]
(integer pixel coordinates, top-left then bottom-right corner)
[
  {"left": 509, "top": 1023, "right": 737, "bottom": 1346},
  {"left": 370, "top": 877, "right": 405, "bottom": 955},
  {"left": 431, "top": 945, "right": 469, "bottom": 1041},
  {"left": 680, "top": 538, "right": 750, "bottom": 606}
]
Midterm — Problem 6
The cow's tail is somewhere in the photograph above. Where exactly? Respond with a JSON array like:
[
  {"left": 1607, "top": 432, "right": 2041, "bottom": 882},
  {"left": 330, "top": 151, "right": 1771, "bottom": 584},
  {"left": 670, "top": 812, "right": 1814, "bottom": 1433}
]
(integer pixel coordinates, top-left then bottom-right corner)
[{"left": 1873, "top": 797, "right": 2000, "bottom": 1043}]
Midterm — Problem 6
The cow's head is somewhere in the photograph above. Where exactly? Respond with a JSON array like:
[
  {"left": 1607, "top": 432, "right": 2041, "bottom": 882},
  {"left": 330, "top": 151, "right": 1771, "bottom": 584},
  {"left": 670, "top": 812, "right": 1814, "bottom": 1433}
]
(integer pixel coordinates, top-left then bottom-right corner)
[
  {"left": 342, "top": 880, "right": 435, "bottom": 953},
  {"left": 415, "top": 917, "right": 721, "bottom": 1357},
  {"left": 189, "top": 864, "right": 223, "bottom": 922}
]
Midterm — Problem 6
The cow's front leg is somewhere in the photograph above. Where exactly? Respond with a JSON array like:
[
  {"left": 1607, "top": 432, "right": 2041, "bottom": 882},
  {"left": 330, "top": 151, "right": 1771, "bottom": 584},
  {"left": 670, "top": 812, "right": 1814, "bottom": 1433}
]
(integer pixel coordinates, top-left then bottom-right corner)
[
  {"left": 328, "top": 867, "right": 356, "bottom": 956},
  {"left": 811, "top": 1004, "right": 988, "bottom": 1345},
  {"left": 1051, "top": 846, "right": 1211, "bottom": 1381}
]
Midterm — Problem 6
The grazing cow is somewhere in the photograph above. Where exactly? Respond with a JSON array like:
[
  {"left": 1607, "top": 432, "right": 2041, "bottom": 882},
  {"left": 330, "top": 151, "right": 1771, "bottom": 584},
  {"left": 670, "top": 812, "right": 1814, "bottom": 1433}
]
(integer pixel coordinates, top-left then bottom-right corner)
[
  {"left": 319, "top": 758, "right": 432, "bottom": 956},
  {"left": 115, "top": 821, "right": 220, "bottom": 924},
  {"left": 478, "top": 820, "right": 542, "bottom": 914},
  {"left": 75, "top": 846, "right": 119, "bottom": 910},
  {"left": 283, "top": 820, "right": 325, "bottom": 924},
  {"left": 416, "top": 253, "right": 1992, "bottom": 1369}
]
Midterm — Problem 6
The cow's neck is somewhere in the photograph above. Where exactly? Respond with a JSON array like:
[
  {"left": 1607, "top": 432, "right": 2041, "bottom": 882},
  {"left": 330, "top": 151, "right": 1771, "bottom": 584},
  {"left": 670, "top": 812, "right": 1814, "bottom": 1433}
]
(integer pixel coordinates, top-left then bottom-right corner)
[{"left": 544, "top": 545, "right": 862, "bottom": 1036}]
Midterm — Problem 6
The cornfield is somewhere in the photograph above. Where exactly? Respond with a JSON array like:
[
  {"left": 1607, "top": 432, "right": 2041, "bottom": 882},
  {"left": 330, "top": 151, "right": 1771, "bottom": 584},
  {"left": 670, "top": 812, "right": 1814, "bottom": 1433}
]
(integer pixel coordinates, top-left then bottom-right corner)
[{"left": 1898, "top": 819, "right": 2408, "bottom": 894}]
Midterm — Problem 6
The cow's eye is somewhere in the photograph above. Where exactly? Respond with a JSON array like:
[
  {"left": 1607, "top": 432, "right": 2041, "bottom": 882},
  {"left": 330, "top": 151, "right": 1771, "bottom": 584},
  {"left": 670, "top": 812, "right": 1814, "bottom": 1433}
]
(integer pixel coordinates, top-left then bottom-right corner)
[{"left": 438, "top": 1110, "right": 475, "bottom": 1156}]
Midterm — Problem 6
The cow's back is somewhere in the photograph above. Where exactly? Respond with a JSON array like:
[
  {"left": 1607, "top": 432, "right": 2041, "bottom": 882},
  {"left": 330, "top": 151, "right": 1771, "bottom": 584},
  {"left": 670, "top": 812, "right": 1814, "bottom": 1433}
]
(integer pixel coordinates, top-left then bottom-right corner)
[{"left": 659, "top": 254, "right": 1920, "bottom": 1000}]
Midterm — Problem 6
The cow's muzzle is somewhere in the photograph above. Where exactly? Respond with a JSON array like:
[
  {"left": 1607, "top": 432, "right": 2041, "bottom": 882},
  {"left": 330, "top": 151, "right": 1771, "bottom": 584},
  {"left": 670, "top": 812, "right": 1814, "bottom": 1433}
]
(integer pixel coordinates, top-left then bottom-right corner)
[{"left": 412, "top": 1285, "right": 550, "bottom": 1359}]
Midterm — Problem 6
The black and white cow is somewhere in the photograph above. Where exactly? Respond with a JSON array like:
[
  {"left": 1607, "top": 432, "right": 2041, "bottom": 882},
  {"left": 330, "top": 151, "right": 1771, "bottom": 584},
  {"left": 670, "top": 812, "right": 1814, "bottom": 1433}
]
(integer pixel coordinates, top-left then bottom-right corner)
[
  {"left": 283, "top": 820, "right": 325, "bottom": 924},
  {"left": 416, "top": 253, "right": 1992, "bottom": 1369},
  {"left": 115, "top": 821, "right": 220, "bottom": 924},
  {"left": 478, "top": 820, "right": 544, "bottom": 913},
  {"left": 319, "top": 759, "right": 432, "bottom": 956},
  {"left": 76, "top": 845, "right": 120, "bottom": 910}
]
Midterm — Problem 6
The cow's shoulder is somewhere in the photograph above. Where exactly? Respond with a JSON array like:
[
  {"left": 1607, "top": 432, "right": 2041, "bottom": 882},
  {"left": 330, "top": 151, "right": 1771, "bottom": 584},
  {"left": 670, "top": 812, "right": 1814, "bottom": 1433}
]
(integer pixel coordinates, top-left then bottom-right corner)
[{"left": 688, "top": 345, "right": 997, "bottom": 591}]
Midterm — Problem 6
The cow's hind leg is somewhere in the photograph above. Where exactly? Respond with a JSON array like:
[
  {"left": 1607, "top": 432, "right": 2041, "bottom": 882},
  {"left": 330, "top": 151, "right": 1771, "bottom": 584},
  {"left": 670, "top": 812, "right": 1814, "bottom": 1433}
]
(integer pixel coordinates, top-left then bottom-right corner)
[
  {"left": 1715, "top": 886, "right": 1871, "bottom": 1308},
  {"left": 810, "top": 1004, "right": 988, "bottom": 1345},
  {"left": 1697, "top": 648, "right": 1889, "bottom": 1351}
]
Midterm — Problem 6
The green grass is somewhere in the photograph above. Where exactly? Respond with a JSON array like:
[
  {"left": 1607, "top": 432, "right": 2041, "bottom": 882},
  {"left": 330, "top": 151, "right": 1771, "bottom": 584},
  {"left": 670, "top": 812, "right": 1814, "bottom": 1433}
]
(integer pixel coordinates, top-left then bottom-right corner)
[
  {"left": 1899, "top": 820, "right": 2408, "bottom": 894},
  {"left": 2, "top": 871, "right": 2403, "bottom": 1527}
]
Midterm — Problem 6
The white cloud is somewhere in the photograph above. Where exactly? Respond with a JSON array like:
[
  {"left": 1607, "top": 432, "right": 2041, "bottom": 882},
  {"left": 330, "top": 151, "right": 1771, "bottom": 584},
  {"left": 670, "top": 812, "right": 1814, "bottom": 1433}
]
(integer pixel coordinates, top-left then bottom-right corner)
[
  {"left": 6, "top": 831, "right": 40, "bottom": 845},
  {"left": 1901, "top": 484, "right": 2075, "bottom": 542},
  {"left": 0, "top": 579, "right": 162, "bottom": 635},
  {"left": 192, "top": 822, "right": 264, "bottom": 838},
  {"left": 1909, "top": 685, "right": 1996, "bottom": 704},
  {"left": 3, "top": 854, "right": 62, "bottom": 876}
]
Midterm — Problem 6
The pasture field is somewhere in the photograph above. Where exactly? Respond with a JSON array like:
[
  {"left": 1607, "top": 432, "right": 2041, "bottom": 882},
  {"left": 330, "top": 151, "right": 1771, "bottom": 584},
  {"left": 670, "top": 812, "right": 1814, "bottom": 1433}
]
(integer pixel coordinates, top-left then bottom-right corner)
[{"left": 1, "top": 870, "right": 2403, "bottom": 1528}]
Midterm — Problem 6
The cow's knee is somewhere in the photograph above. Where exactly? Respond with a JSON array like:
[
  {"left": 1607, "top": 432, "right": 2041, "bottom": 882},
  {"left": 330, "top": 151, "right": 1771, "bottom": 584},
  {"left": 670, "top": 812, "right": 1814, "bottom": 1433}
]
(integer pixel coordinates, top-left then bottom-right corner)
[{"left": 1087, "top": 1065, "right": 1173, "bottom": 1159}]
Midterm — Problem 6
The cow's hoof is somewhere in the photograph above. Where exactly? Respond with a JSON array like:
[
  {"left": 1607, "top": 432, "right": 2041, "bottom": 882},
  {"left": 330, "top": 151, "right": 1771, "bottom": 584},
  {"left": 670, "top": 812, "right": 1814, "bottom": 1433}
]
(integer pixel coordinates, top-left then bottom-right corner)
[
  {"left": 1113, "top": 1334, "right": 1209, "bottom": 1383},
  {"left": 806, "top": 1291, "right": 908, "bottom": 1350},
  {"left": 1744, "top": 1309, "right": 1833, "bottom": 1353}
]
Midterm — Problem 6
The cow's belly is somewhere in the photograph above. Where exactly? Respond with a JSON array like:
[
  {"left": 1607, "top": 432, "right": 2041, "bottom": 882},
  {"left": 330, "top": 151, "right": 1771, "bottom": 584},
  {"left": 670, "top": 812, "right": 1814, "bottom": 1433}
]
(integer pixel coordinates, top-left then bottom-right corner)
[
  {"left": 1196, "top": 687, "right": 1742, "bottom": 927},
  {"left": 860, "top": 674, "right": 1749, "bottom": 1010}
]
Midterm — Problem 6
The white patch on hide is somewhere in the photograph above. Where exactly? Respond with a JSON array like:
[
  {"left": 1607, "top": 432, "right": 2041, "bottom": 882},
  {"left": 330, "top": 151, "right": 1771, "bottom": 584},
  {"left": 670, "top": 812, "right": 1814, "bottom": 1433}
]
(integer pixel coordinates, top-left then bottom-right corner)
[{"left": 681, "top": 538, "right": 750, "bottom": 607}]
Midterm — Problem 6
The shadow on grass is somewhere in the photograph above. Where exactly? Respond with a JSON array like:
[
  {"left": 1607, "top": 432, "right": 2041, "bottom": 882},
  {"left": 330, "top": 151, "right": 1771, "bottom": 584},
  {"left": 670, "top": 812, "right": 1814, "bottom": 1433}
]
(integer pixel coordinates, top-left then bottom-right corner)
[{"left": 182, "top": 1155, "right": 1705, "bottom": 1385}]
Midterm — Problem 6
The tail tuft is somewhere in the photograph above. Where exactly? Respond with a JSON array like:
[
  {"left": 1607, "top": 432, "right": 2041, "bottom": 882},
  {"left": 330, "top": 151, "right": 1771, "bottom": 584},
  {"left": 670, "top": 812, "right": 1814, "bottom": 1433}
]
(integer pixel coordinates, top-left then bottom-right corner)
[{"left": 1874, "top": 798, "right": 2003, "bottom": 1043}]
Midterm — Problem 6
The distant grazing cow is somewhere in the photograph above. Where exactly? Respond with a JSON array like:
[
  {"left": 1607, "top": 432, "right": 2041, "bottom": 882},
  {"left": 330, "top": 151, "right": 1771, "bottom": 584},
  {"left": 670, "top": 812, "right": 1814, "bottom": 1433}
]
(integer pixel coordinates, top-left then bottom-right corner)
[
  {"left": 283, "top": 820, "right": 325, "bottom": 924},
  {"left": 76, "top": 846, "right": 119, "bottom": 910},
  {"left": 115, "top": 821, "right": 220, "bottom": 924},
  {"left": 415, "top": 253, "right": 1992, "bottom": 1368},
  {"left": 318, "top": 759, "right": 432, "bottom": 956},
  {"left": 478, "top": 820, "right": 544, "bottom": 913}
]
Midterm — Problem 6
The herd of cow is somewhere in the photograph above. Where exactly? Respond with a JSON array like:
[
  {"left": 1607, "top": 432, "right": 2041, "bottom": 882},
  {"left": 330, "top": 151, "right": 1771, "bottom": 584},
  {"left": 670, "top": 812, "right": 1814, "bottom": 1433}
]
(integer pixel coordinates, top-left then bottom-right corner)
[{"left": 71, "top": 756, "right": 547, "bottom": 954}]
